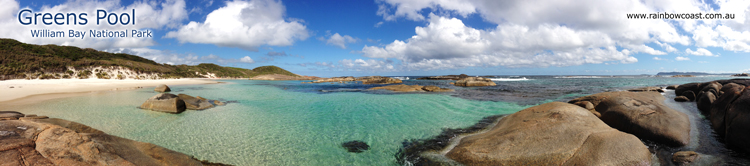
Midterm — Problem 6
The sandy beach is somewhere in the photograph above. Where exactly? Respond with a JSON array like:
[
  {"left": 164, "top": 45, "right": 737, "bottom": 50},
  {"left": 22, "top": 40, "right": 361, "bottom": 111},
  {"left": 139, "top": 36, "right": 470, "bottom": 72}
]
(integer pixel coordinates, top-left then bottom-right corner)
[{"left": 0, "top": 78, "right": 222, "bottom": 104}]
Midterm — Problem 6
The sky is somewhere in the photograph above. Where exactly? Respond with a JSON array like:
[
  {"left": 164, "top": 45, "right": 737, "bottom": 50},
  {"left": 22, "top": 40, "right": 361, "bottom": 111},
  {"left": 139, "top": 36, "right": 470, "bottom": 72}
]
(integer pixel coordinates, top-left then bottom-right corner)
[{"left": 1, "top": 0, "right": 750, "bottom": 77}]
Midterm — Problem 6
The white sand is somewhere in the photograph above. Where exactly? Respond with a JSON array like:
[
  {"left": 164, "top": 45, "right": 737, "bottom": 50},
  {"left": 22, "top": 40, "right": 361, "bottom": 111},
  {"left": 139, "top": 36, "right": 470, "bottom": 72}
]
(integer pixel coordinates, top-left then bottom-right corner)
[{"left": 0, "top": 79, "right": 221, "bottom": 102}]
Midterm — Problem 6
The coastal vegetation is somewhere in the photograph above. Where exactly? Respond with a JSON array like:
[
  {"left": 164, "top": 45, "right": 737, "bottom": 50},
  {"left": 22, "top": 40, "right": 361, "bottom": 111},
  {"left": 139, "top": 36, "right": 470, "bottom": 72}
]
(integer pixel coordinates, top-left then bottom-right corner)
[{"left": 0, "top": 38, "right": 298, "bottom": 80}]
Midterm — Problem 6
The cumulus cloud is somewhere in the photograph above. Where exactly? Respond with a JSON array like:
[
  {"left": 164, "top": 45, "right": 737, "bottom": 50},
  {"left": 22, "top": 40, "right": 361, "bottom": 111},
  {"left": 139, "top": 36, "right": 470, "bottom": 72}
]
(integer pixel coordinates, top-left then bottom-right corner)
[
  {"left": 653, "top": 57, "right": 664, "bottom": 60},
  {"left": 362, "top": 0, "right": 750, "bottom": 71},
  {"left": 655, "top": 41, "right": 678, "bottom": 53},
  {"left": 676, "top": 56, "right": 691, "bottom": 61},
  {"left": 685, "top": 48, "right": 716, "bottom": 56},
  {"left": 321, "top": 33, "right": 358, "bottom": 49},
  {"left": 0, "top": 0, "right": 188, "bottom": 50},
  {"left": 361, "top": 15, "right": 639, "bottom": 70},
  {"left": 165, "top": 0, "right": 309, "bottom": 51},
  {"left": 240, "top": 56, "right": 255, "bottom": 63}
]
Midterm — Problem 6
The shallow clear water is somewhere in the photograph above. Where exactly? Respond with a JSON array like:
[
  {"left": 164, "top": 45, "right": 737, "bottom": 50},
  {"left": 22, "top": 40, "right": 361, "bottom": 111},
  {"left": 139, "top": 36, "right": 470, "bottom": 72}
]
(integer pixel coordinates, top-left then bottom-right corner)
[
  {"left": 6, "top": 80, "right": 528, "bottom": 165},
  {"left": 4, "top": 76, "right": 746, "bottom": 165}
]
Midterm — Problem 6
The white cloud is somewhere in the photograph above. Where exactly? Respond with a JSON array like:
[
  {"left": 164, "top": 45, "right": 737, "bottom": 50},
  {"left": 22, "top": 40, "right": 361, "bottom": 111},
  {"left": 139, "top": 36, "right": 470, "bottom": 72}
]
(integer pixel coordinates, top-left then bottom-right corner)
[
  {"left": 374, "top": 21, "right": 384, "bottom": 27},
  {"left": 361, "top": 15, "right": 639, "bottom": 70},
  {"left": 365, "top": 0, "right": 750, "bottom": 71},
  {"left": 323, "top": 33, "right": 358, "bottom": 49},
  {"left": 676, "top": 56, "right": 690, "bottom": 61},
  {"left": 376, "top": 0, "right": 476, "bottom": 21},
  {"left": 655, "top": 41, "right": 678, "bottom": 53},
  {"left": 240, "top": 56, "right": 255, "bottom": 63},
  {"left": 0, "top": 0, "right": 188, "bottom": 50},
  {"left": 165, "top": 0, "right": 309, "bottom": 51},
  {"left": 685, "top": 48, "right": 716, "bottom": 56},
  {"left": 653, "top": 57, "right": 664, "bottom": 60}
]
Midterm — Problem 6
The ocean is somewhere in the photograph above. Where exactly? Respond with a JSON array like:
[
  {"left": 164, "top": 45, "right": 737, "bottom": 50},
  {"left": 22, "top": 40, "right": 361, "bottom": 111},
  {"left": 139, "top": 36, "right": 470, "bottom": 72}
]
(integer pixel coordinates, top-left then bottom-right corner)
[{"left": 5, "top": 76, "right": 748, "bottom": 165}]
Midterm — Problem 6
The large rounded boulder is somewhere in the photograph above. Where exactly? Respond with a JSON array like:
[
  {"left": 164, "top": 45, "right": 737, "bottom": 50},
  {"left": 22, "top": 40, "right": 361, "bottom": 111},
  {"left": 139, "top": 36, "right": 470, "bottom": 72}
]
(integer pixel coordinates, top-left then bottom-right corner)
[
  {"left": 445, "top": 102, "right": 651, "bottom": 165},
  {"left": 177, "top": 94, "right": 214, "bottom": 110},
  {"left": 140, "top": 93, "right": 186, "bottom": 113},
  {"left": 154, "top": 84, "right": 171, "bottom": 93},
  {"left": 454, "top": 77, "right": 496, "bottom": 87},
  {"left": 0, "top": 118, "right": 203, "bottom": 166},
  {"left": 570, "top": 91, "right": 691, "bottom": 147},
  {"left": 723, "top": 86, "right": 750, "bottom": 152},
  {"left": 709, "top": 83, "right": 745, "bottom": 136}
]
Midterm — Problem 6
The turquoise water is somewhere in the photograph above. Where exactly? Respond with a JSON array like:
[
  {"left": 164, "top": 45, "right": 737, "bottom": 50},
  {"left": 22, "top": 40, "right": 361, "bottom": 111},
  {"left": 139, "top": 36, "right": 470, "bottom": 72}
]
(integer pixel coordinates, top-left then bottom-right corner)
[
  {"left": 5, "top": 76, "right": 743, "bottom": 165},
  {"left": 6, "top": 80, "right": 527, "bottom": 165}
]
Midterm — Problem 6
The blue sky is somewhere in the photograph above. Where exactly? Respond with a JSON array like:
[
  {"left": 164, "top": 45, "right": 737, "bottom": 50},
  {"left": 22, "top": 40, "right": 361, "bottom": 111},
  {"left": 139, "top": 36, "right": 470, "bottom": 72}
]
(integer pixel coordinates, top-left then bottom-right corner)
[{"left": 2, "top": 0, "right": 750, "bottom": 77}]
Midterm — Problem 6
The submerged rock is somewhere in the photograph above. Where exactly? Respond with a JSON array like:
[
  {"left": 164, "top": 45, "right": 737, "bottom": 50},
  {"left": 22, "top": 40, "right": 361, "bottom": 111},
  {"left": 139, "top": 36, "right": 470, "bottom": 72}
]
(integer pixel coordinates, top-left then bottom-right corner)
[
  {"left": 342, "top": 141, "right": 370, "bottom": 153},
  {"left": 453, "top": 77, "right": 496, "bottom": 87},
  {"left": 140, "top": 93, "right": 186, "bottom": 113},
  {"left": 154, "top": 84, "right": 171, "bottom": 92},
  {"left": 445, "top": 102, "right": 651, "bottom": 165},
  {"left": 178, "top": 94, "right": 214, "bottom": 110},
  {"left": 569, "top": 91, "right": 691, "bottom": 147},
  {"left": 0, "top": 117, "right": 210, "bottom": 165},
  {"left": 672, "top": 151, "right": 699, "bottom": 166}
]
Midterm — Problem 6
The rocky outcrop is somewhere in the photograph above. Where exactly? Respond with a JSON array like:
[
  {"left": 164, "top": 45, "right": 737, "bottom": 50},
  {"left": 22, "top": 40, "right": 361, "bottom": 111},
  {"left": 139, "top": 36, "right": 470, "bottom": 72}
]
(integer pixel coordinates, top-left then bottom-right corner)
[
  {"left": 416, "top": 74, "right": 469, "bottom": 80},
  {"left": 369, "top": 84, "right": 424, "bottom": 92},
  {"left": 709, "top": 83, "right": 744, "bottom": 137},
  {"left": 628, "top": 86, "right": 664, "bottom": 92},
  {"left": 569, "top": 91, "right": 691, "bottom": 147},
  {"left": 453, "top": 77, "right": 496, "bottom": 87},
  {"left": 154, "top": 84, "right": 171, "bottom": 92},
  {"left": 723, "top": 86, "right": 750, "bottom": 153},
  {"left": 178, "top": 94, "right": 214, "bottom": 110},
  {"left": 0, "top": 115, "right": 210, "bottom": 166},
  {"left": 696, "top": 82, "right": 722, "bottom": 113},
  {"left": 140, "top": 93, "right": 186, "bottom": 113},
  {"left": 421, "top": 85, "right": 453, "bottom": 92},
  {"left": 357, "top": 76, "right": 403, "bottom": 84},
  {"left": 368, "top": 84, "right": 454, "bottom": 92},
  {"left": 667, "top": 85, "right": 679, "bottom": 89},
  {"left": 0, "top": 111, "right": 25, "bottom": 120},
  {"left": 304, "top": 76, "right": 402, "bottom": 84},
  {"left": 732, "top": 73, "right": 749, "bottom": 77},
  {"left": 445, "top": 102, "right": 651, "bottom": 165},
  {"left": 674, "top": 79, "right": 750, "bottom": 153}
]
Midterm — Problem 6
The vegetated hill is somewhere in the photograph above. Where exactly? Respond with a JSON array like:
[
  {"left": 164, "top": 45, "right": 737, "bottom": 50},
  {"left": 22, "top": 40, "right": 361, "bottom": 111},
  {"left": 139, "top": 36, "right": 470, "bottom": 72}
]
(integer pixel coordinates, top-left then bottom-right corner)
[{"left": 0, "top": 38, "right": 299, "bottom": 80}]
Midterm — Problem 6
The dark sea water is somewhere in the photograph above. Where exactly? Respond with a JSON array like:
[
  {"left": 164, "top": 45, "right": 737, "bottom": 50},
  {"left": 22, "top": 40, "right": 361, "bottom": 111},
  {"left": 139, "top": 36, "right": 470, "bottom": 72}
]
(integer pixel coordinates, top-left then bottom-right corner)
[{"left": 6, "top": 75, "right": 750, "bottom": 165}]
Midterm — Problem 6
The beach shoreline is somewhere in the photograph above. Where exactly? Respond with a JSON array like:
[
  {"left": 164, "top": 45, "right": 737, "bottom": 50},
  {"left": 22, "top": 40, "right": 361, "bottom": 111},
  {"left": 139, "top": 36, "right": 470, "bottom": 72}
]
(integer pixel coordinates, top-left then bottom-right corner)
[{"left": 0, "top": 78, "right": 223, "bottom": 106}]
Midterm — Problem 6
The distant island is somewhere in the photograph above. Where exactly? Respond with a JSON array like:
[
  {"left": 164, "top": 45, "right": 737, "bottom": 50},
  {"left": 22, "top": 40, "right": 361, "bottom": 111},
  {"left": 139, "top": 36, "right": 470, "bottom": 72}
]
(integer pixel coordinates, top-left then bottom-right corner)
[
  {"left": 0, "top": 38, "right": 312, "bottom": 80},
  {"left": 656, "top": 72, "right": 737, "bottom": 76}
]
